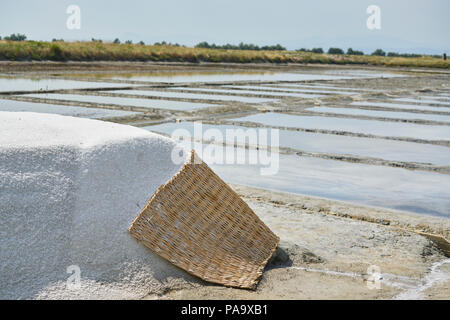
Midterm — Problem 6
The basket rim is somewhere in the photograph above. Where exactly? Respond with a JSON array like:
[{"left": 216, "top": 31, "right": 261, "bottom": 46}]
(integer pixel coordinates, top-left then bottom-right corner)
[{"left": 128, "top": 149, "right": 196, "bottom": 232}]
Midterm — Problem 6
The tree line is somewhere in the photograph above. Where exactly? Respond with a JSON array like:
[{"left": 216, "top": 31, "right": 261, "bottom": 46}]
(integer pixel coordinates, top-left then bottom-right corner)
[
  {"left": 195, "top": 41, "right": 286, "bottom": 51},
  {"left": 298, "top": 47, "right": 426, "bottom": 57},
  {"left": 0, "top": 33, "right": 27, "bottom": 41}
]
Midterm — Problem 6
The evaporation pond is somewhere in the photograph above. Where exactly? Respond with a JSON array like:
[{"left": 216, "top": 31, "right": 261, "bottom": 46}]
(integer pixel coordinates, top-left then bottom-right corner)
[
  {"left": 307, "top": 106, "right": 450, "bottom": 123},
  {"left": 158, "top": 141, "right": 450, "bottom": 218},
  {"left": 224, "top": 85, "right": 354, "bottom": 96},
  {"left": 172, "top": 86, "right": 325, "bottom": 98},
  {"left": 0, "top": 77, "right": 135, "bottom": 93},
  {"left": 231, "top": 112, "right": 450, "bottom": 141},
  {"left": 107, "top": 90, "right": 273, "bottom": 103},
  {"left": 21, "top": 93, "right": 217, "bottom": 111},
  {"left": 0, "top": 99, "right": 139, "bottom": 119},
  {"left": 351, "top": 101, "right": 450, "bottom": 113},
  {"left": 144, "top": 121, "right": 450, "bottom": 166},
  {"left": 108, "top": 72, "right": 363, "bottom": 83},
  {"left": 211, "top": 151, "right": 450, "bottom": 218},
  {"left": 275, "top": 83, "right": 383, "bottom": 92},
  {"left": 392, "top": 97, "right": 450, "bottom": 106}
]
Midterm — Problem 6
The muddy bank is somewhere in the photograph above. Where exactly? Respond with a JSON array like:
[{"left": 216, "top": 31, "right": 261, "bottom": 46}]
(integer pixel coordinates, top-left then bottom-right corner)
[
  {"left": 145, "top": 184, "right": 449, "bottom": 300},
  {"left": 2, "top": 60, "right": 447, "bottom": 74}
]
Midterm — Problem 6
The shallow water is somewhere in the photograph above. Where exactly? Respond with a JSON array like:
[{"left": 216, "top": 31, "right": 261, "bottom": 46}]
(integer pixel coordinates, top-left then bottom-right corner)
[
  {"left": 231, "top": 113, "right": 450, "bottom": 141},
  {"left": 352, "top": 101, "right": 450, "bottom": 113},
  {"left": 393, "top": 97, "right": 450, "bottom": 106},
  {"left": 0, "top": 99, "right": 139, "bottom": 119},
  {"left": 106, "top": 89, "right": 274, "bottom": 103},
  {"left": 172, "top": 86, "right": 325, "bottom": 98},
  {"left": 21, "top": 93, "right": 218, "bottom": 111},
  {"left": 322, "top": 69, "right": 402, "bottom": 79},
  {"left": 274, "top": 83, "right": 383, "bottom": 92},
  {"left": 211, "top": 153, "right": 450, "bottom": 217},
  {"left": 0, "top": 77, "right": 132, "bottom": 93},
  {"left": 144, "top": 121, "right": 450, "bottom": 165},
  {"left": 59, "top": 69, "right": 400, "bottom": 83},
  {"left": 109, "top": 72, "right": 357, "bottom": 83},
  {"left": 307, "top": 106, "right": 450, "bottom": 123},
  {"left": 157, "top": 140, "right": 450, "bottom": 217},
  {"left": 437, "top": 92, "right": 450, "bottom": 98},
  {"left": 224, "top": 85, "right": 355, "bottom": 96}
]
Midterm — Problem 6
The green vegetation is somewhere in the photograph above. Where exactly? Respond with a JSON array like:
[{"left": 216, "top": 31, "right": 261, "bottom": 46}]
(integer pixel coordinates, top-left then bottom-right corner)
[
  {"left": 311, "top": 48, "right": 324, "bottom": 54},
  {"left": 0, "top": 39, "right": 448, "bottom": 69},
  {"left": 347, "top": 48, "right": 364, "bottom": 55},
  {"left": 372, "top": 49, "right": 386, "bottom": 56},
  {"left": 297, "top": 48, "right": 324, "bottom": 54},
  {"left": 327, "top": 47, "right": 345, "bottom": 54},
  {"left": 195, "top": 41, "right": 286, "bottom": 51},
  {"left": 387, "top": 52, "right": 421, "bottom": 58},
  {"left": 152, "top": 41, "right": 182, "bottom": 47},
  {"left": 3, "top": 33, "right": 27, "bottom": 41}
]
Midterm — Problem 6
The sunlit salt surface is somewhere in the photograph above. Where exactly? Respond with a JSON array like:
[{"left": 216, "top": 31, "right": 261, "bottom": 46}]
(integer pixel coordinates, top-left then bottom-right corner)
[
  {"left": 231, "top": 113, "right": 450, "bottom": 141},
  {"left": 159, "top": 141, "right": 450, "bottom": 217},
  {"left": 21, "top": 93, "right": 218, "bottom": 111},
  {"left": 351, "top": 101, "right": 450, "bottom": 113},
  {"left": 105, "top": 90, "right": 274, "bottom": 103},
  {"left": 143, "top": 121, "right": 450, "bottom": 166},
  {"left": 224, "top": 85, "right": 355, "bottom": 96},
  {"left": 0, "top": 77, "right": 134, "bottom": 93},
  {"left": 0, "top": 99, "right": 139, "bottom": 119},
  {"left": 307, "top": 106, "right": 450, "bottom": 123},
  {"left": 392, "top": 97, "right": 450, "bottom": 106}
]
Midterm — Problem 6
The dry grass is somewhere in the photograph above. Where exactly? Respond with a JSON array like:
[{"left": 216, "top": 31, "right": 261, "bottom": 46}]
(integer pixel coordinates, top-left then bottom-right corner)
[{"left": 0, "top": 40, "right": 448, "bottom": 69}]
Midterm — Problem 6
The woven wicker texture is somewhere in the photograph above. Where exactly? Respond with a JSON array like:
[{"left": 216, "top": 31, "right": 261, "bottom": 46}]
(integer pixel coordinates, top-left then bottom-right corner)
[{"left": 129, "top": 150, "right": 279, "bottom": 289}]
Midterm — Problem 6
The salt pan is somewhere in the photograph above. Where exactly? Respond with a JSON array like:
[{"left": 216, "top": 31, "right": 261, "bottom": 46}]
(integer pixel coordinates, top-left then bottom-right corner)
[{"left": 0, "top": 112, "right": 193, "bottom": 299}]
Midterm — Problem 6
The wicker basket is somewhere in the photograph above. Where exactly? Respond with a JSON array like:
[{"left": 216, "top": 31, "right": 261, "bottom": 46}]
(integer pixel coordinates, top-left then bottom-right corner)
[{"left": 128, "top": 150, "right": 279, "bottom": 289}]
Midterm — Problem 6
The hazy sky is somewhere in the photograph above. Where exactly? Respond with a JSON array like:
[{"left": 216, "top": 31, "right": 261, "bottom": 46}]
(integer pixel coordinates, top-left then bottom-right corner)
[{"left": 1, "top": 0, "right": 448, "bottom": 54}]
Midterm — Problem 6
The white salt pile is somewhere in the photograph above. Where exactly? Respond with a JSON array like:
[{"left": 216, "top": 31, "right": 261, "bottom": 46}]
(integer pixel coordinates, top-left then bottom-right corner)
[{"left": 0, "top": 112, "right": 193, "bottom": 299}]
